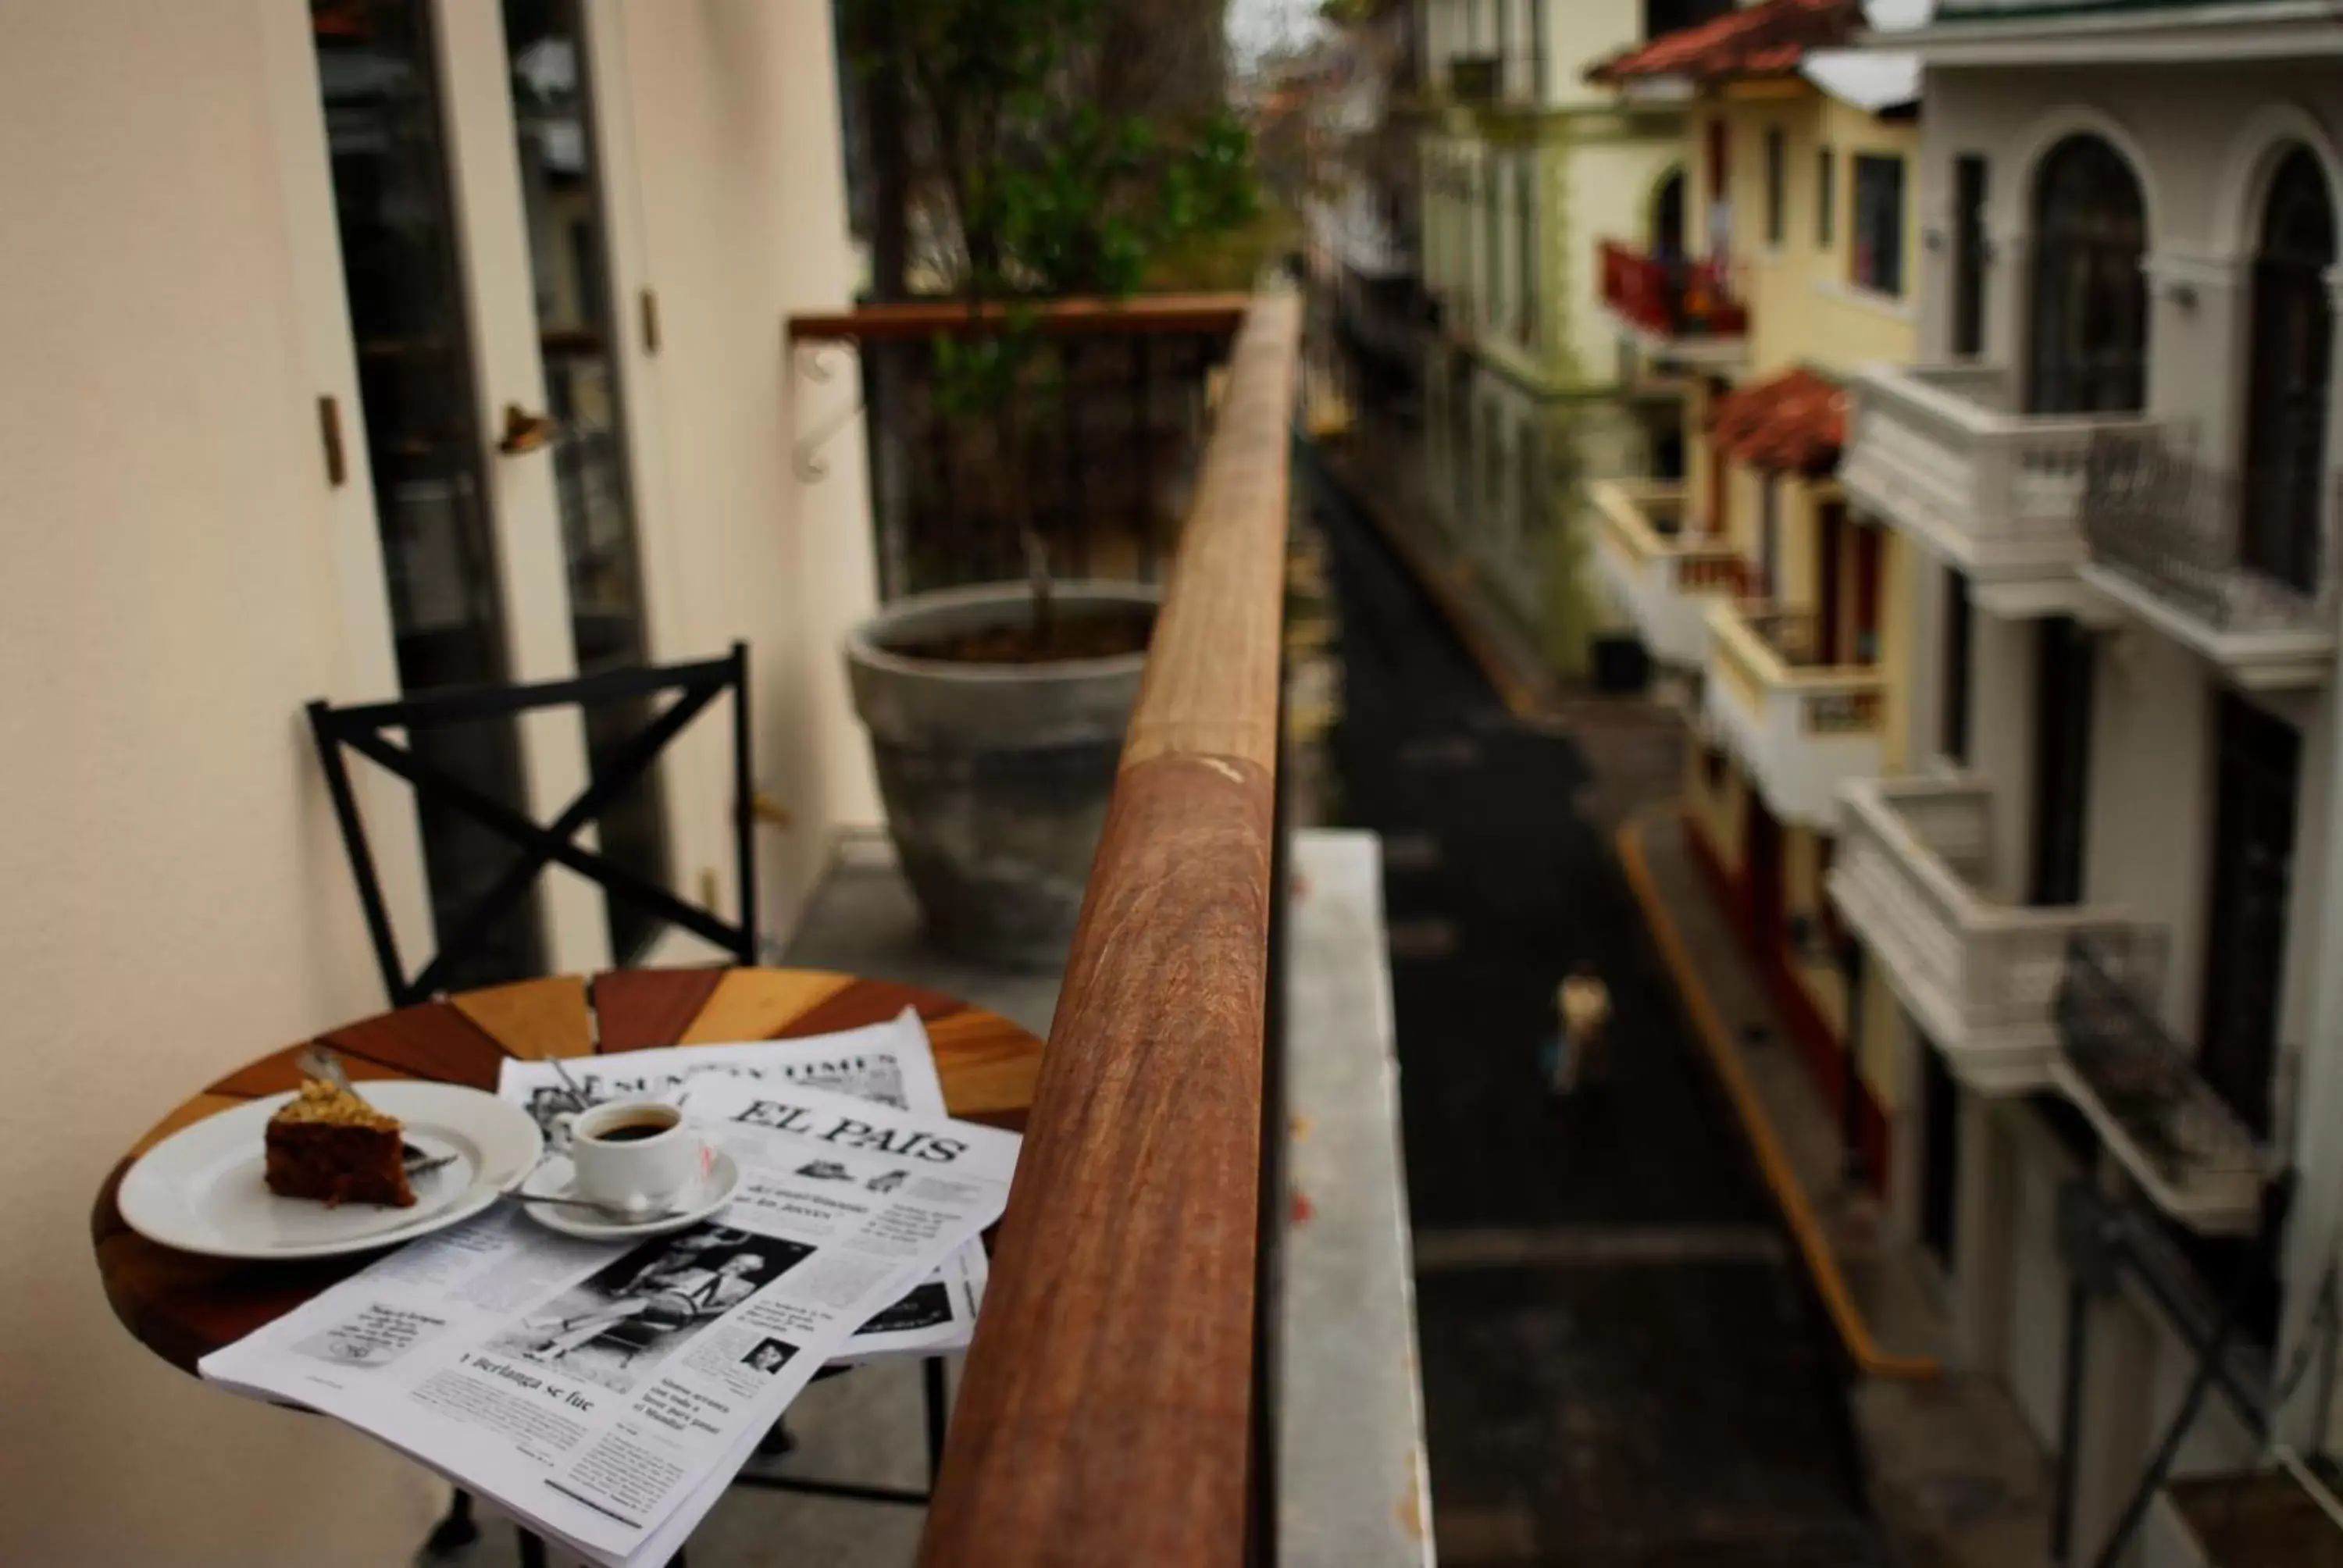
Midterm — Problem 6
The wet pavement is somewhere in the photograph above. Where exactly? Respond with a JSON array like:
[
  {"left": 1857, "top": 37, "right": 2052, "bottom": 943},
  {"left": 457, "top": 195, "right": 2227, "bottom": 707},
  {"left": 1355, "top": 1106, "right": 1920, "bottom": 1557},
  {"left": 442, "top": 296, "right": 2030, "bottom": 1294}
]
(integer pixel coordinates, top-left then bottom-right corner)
[{"left": 1309, "top": 455, "right": 1892, "bottom": 1566}]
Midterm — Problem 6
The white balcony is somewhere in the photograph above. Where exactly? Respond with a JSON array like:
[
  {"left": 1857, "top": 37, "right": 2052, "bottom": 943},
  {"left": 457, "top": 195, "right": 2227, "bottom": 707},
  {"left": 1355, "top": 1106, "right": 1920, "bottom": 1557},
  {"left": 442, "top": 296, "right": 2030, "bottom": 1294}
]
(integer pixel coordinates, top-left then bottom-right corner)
[
  {"left": 1828, "top": 776, "right": 2127, "bottom": 1093},
  {"left": 1702, "top": 602, "right": 1885, "bottom": 829},
  {"left": 1589, "top": 479, "right": 1750, "bottom": 668},
  {"left": 1840, "top": 363, "right": 2170, "bottom": 614}
]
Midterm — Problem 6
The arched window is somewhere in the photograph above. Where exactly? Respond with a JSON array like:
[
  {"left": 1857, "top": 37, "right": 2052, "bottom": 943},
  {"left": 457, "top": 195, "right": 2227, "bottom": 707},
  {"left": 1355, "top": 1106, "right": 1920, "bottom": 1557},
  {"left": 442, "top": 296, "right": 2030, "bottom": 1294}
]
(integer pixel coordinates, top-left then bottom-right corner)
[
  {"left": 2241, "top": 146, "right": 2337, "bottom": 593},
  {"left": 1652, "top": 169, "right": 1686, "bottom": 262},
  {"left": 2026, "top": 134, "right": 2149, "bottom": 415}
]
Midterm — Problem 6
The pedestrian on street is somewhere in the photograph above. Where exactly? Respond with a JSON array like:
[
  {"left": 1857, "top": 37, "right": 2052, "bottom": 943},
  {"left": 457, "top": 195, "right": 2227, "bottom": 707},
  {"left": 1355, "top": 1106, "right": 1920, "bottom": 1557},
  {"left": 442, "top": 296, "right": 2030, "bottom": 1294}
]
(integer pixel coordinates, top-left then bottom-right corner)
[{"left": 1548, "top": 961, "right": 1613, "bottom": 1098}]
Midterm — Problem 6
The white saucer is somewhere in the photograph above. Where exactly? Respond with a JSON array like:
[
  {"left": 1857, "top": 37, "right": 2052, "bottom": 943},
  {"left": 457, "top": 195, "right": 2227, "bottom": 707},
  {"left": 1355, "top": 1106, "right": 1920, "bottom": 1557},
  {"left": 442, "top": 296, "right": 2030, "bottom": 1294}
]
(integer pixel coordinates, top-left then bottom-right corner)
[
  {"left": 119, "top": 1082, "right": 544, "bottom": 1260},
  {"left": 518, "top": 1149, "right": 743, "bottom": 1240}
]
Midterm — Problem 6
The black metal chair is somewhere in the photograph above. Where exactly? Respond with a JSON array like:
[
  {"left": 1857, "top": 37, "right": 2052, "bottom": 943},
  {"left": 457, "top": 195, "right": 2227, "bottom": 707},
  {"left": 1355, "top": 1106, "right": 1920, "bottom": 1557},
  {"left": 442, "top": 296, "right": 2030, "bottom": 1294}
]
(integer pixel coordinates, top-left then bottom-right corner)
[
  {"left": 308, "top": 643, "right": 952, "bottom": 1564},
  {"left": 307, "top": 643, "right": 758, "bottom": 1004}
]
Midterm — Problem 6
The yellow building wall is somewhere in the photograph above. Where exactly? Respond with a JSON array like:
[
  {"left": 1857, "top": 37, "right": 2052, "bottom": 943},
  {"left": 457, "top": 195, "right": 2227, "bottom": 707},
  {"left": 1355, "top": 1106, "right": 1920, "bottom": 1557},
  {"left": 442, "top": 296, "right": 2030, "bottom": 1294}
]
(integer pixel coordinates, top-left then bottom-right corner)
[
  {"left": 1708, "top": 90, "right": 1920, "bottom": 383},
  {"left": 1556, "top": 123, "right": 1685, "bottom": 383},
  {"left": 1664, "top": 87, "right": 1924, "bottom": 1113}
]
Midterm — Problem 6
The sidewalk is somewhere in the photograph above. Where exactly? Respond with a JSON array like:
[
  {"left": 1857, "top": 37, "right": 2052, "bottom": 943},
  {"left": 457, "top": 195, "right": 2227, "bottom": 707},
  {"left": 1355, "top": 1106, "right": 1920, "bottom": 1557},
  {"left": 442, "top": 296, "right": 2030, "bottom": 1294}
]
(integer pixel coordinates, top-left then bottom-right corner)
[{"left": 1621, "top": 805, "right": 2058, "bottom": 1568}]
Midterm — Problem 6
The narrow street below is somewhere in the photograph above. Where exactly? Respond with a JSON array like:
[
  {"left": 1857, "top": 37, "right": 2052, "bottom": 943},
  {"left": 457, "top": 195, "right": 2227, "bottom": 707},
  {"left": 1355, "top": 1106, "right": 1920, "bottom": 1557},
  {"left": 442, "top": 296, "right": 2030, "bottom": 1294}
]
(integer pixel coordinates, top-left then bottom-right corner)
[{"left": 1311, "top": 458, "right": 1892, "bottom": 1566}]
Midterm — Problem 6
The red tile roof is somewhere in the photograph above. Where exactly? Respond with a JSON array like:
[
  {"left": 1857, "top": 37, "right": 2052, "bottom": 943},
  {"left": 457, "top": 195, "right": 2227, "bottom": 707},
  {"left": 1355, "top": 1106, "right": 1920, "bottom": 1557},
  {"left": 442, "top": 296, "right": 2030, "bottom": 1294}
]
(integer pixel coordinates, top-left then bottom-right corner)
[
  {"left": 1711, "top": 368, "right": 1847, "bottom": 476},
  {"left": 1588, "top": 0, "right": 1861, "bottom": 88}
]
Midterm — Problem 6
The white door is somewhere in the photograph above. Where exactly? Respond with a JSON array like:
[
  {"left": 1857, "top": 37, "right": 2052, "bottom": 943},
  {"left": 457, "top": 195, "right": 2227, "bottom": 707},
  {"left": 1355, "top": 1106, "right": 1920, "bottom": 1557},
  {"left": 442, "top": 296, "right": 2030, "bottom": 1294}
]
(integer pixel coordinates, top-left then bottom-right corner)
[{"left": 303, "top": 0, "right": 671, "bottom": 989}]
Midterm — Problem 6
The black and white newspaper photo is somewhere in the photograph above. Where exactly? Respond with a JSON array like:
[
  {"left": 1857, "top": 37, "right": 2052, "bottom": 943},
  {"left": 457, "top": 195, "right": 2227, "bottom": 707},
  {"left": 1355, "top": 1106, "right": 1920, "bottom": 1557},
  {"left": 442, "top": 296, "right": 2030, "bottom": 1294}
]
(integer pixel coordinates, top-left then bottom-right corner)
[
  {"left": 494, "top": 1009, "right": 987, "bottom": 1363},
  {"left": 198, "top": 1078, "right": 1020, "bottom": 1568}
]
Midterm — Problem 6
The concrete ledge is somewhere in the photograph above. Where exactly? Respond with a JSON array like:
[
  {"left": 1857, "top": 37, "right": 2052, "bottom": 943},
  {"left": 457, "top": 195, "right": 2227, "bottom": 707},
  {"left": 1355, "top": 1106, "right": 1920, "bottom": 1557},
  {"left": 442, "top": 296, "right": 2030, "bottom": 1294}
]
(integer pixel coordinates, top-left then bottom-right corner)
[{"left": 1278, "top": 830, "right": 1436, "bottom": 1568}]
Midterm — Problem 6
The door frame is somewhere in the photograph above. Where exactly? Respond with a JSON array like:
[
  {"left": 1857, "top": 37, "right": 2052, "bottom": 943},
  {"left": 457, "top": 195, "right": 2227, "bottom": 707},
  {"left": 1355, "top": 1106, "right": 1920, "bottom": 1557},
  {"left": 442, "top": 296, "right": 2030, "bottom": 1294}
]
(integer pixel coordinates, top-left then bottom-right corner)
[{"left": 278, "top": 0, "right": 688, "bottom": 982}]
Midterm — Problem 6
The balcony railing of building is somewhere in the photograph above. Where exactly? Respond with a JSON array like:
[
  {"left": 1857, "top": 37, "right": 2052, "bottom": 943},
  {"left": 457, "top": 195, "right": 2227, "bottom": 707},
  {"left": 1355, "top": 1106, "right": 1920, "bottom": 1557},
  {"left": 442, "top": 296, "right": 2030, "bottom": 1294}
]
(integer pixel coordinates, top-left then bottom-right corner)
[
  {"left": 1706, "top": 602, "right": 1887, "bottom": 825},
  {"left": 1830, "top": 776, "right": 2128, "bottom": 1090},
  {"left": 2079, "top": 429, "right": 2343, "bottom": 653},
  {"left": 1441, "top": 50, "right": 1545, "bottom": 104},
  {"left": 1840, "top": 362, "right": 2169, "bottom": 589},
  {"left": 1590, "top": 479, "right": 1753, "bottom": 666},
  {"left": 917, "top": 292, "right": 1300, "bottom": 1566},
  {"left": 788, "top": 294, "right": 1249, "bottom": 601},
  {"left": 1598, "top": 241, "right": 1749, "bottom": 347},
  {"left": 2052, "top": 925, "right": 2269, "bottom": 1235}
]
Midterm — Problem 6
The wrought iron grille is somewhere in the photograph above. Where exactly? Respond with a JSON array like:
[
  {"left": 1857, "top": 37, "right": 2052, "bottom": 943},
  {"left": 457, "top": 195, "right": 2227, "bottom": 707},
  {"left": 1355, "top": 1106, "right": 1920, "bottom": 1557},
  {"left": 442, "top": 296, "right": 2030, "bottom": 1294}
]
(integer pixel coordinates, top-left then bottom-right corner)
[
  {"left": 847, "top": 326, "right": 1236, "bottom": 600},
  {"left": 2056, "top": 927, "right": 2266, "bottom": 1191},
  {"left": 2080, "top": 428, "right": 2339, "bottom": 633}
]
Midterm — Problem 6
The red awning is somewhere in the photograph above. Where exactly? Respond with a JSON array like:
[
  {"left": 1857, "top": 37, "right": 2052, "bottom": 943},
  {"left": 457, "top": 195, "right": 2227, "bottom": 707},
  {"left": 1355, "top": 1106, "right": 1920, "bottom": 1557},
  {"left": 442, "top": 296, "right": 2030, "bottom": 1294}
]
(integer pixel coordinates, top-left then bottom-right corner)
[
  {"left": 1587, "top": 0, "right": 1860, "bottom": 89},
  {"left": 1710, "top": 368, "right": 1847, "bottom": 476}
]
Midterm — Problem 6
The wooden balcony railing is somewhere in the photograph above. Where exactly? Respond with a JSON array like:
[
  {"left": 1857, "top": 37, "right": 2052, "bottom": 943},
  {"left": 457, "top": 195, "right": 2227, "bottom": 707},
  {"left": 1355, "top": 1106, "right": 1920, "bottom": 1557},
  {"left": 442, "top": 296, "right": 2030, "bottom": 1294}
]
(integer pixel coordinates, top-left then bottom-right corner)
[
  {"left": 789, "top": 294, "right": 1249, "bottom": 600},
  {"left": 918, "top": 291, "right": 1300, "bottom": 1566},
  {"left": 1598, "top": 241, "right": 1748, "bottom": 341}
]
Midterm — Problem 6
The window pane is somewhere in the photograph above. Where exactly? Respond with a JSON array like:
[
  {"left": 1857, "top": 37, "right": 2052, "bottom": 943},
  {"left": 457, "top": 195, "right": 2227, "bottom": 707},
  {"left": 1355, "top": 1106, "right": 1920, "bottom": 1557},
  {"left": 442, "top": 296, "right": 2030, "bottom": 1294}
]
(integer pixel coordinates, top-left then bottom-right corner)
[
  {"left": 505, "top": 0, "right": 675, "bottom": 963},
  {"left": 1817, "top": 147, "right": 1835, "bottom": 247},
  {"left": 313, "top": 0, "right": 546, "bottom": 989},
  {"left": 1952, "top": 155, "right": 1988, "bottom": 357},
  {"left": 1853, "top": 153, "right": 1905, "bottom": 298},
  {"left": 1765, "top": 127, "right": 1785, "bottom": 246}
]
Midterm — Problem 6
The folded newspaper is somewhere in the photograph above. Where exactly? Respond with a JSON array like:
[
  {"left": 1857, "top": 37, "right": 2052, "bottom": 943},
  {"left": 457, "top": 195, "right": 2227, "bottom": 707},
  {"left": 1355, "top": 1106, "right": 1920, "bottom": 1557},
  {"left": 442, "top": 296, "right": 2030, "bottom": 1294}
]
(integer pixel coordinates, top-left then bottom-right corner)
[
  {"left": 496, "top": 1010, "right": 990, "bottom": 1364},
  {"left": 199, "top": 1015, "right": 1018, "bottom": 1568}
]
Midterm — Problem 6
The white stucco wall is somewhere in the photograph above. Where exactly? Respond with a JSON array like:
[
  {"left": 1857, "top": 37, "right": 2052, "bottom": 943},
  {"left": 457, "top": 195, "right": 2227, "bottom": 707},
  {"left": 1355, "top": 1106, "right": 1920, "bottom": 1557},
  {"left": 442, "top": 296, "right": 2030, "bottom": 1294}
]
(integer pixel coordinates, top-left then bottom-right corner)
[
  {"left": 0, "top": 2, "right": 875, "bottom": 1562},
  {"left": 1560, "top": 129, "right": 1682, "bottom": 381},
  {"left": 1912, "top": 45, "right": 2343, "bottom": 1460}
]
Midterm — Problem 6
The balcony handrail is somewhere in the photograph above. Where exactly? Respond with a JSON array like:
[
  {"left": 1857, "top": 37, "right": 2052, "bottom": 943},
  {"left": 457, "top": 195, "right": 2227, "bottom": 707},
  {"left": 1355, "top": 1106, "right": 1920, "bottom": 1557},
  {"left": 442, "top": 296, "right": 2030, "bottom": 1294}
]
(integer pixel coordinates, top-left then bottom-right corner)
[
  {"left": 1856, "top": 361, "right": 2170, "bottom": 442},
  {"left": 789, "top": 292, "right": 1252, "bottom": 345},
  {"left": 1714, "top": 601, "right": 1885, "bottom": 689},
  {"left": 1589, "top": 478, "right": 1710, "bottom": 560},
  {"left": 917, "top": 290, "right": 1300, "bottom": 1568},
  {"left": 1846, "top": 776, "right": 2129, "bottom": 938}
]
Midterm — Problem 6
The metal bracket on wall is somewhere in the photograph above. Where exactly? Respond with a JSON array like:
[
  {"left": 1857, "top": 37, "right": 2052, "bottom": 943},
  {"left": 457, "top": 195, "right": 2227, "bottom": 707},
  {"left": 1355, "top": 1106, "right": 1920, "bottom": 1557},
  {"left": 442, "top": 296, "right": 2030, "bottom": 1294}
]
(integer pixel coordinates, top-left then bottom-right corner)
[
  {"left": 792, "top": 394, "right": 865, "bottom": 483},
  {"left": 790, "top": 340, "right": 861, "bottom": 481}
]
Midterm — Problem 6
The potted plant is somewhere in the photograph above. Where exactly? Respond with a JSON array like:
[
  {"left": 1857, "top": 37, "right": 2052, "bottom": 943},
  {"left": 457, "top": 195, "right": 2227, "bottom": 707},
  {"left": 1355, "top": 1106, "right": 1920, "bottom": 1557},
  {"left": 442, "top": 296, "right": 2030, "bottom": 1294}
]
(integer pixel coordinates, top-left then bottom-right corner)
[{"left": 840, "top": 0, "right": 1261, "bottom": 968}]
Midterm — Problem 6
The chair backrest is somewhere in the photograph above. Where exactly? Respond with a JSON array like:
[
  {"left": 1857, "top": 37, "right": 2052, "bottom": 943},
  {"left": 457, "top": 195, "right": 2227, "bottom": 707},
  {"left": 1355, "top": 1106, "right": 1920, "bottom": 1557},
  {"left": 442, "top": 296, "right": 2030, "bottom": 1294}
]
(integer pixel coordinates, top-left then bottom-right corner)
[{"left": 308, "top": 643, "right": 755, "bottom": 1007}]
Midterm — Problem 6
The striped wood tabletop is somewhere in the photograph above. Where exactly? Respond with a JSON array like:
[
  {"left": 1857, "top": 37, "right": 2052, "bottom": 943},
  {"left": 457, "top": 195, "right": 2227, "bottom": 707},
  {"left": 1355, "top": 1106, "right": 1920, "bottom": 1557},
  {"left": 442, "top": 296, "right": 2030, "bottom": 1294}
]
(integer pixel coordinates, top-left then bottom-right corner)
[{"left": 92, "top": 968, "right": 1044, "bottom": 1374}]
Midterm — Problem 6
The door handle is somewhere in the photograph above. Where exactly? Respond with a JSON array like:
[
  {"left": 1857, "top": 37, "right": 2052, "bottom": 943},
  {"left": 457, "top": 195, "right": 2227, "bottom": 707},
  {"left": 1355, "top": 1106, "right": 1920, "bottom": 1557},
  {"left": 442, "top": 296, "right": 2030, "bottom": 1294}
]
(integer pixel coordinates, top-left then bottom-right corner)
[{"left": 497, "top": 402, "right": 557, "bottom": 454}]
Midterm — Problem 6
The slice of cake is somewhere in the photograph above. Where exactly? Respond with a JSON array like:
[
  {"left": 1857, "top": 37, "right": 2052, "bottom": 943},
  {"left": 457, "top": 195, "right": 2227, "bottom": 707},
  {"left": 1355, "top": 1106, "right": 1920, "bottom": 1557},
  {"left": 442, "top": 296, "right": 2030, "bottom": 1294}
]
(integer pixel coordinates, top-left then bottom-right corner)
[{"left": 265, "top": 1078, "right": 415, "bottom": 1208}]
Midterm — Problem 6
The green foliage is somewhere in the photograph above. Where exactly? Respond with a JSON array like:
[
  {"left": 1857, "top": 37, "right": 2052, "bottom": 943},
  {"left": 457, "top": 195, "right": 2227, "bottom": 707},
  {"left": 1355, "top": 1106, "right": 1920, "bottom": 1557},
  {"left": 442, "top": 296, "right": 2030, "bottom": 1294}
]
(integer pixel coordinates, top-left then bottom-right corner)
[
  {"left": 854, "top": 0, "right": 1261, "bottom": 384},
  {"left": 851, "top": 0, "right": 1262, "bottom": 606}
]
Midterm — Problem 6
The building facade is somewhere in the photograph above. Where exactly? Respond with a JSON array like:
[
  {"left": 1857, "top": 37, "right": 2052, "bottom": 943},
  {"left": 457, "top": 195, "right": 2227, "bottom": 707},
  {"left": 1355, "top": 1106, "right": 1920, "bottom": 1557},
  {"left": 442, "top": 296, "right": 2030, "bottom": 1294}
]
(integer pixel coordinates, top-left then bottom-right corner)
[
  {"left": 2, "top": 3, "right": 880, "bottom": 1563},
  {"left": 1590, "top": 0, "right": 1926, "bottom": 1198},
  {"left": 1414, "top": 0, "right": 1730, "bottom": 675},
  {"left": 1828, "top": 0, "right": 2343, "bottom": 1559}
]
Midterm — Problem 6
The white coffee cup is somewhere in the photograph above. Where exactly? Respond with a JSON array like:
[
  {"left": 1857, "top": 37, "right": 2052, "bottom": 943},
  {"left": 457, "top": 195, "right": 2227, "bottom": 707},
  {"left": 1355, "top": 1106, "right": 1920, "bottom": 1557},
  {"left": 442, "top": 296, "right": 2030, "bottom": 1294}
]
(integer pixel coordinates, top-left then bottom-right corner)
[{"left": 561, "top": 1099, "right": 711, "bottom": 1217}]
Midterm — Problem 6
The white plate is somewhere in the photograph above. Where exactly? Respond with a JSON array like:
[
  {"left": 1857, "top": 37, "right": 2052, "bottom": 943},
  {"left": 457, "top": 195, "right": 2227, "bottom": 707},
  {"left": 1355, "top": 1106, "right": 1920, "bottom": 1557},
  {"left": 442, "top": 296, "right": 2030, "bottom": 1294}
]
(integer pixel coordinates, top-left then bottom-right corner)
[
  {"left": 119, "top": 1082, "right": 543, "bottom": 1260},
  {"left": 519, "top": 1149, "right": 743, "bottom": 1241}
]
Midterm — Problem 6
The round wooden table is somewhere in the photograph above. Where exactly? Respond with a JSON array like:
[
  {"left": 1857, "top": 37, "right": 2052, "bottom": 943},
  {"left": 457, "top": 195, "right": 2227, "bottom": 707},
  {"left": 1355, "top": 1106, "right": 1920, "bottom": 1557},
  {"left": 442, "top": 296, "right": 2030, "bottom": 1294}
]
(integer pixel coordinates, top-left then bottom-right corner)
[{"left": 93, "top": 968, "right": 1046, "bottom": 1376}]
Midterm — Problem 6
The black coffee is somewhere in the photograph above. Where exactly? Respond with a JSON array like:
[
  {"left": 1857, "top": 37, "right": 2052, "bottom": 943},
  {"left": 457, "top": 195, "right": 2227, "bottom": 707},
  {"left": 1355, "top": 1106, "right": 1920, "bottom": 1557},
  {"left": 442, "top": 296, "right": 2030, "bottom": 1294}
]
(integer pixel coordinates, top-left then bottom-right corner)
[{"left": 590, "top": 1117, "right": 674, "bottom": 1143}]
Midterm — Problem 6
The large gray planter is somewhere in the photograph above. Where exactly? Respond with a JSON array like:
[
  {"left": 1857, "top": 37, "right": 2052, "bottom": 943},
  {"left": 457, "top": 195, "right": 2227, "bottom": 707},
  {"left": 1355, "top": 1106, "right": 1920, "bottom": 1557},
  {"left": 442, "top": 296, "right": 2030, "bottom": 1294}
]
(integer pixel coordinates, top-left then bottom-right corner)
[{"left": 845, "top": 582, "right": 1159, "bottom": 970}]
